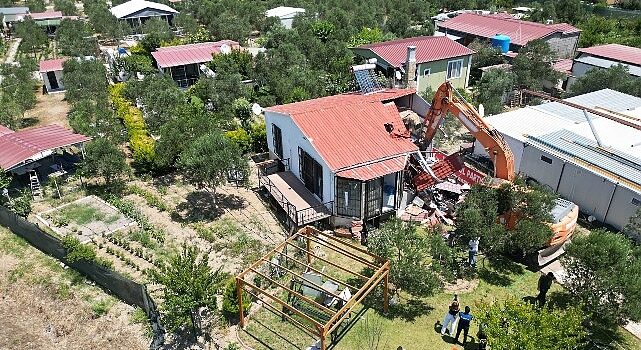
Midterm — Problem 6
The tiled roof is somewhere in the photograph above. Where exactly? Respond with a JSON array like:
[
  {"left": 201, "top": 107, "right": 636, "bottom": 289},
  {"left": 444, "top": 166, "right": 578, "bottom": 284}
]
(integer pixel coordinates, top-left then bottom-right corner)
[
  {"left": 151, "top": 40, "right": 240, "bottom": 68},
  {"left": 266, "top": 89, "right": 419, "bottom": 171},
  {"left": 29, "top": 11, "right": 62, "bottom": 20},
  {"left": 553, "top": 58, "right": 573, "bottom": 75},
  {"left": 38, "top": 58, "right": 67, "bottom": 72},
  {"left": 0, "top": 125, "right": 91, "bottom": 170},
  {"left": 357, "top": 36, "right": 474, "bottom": 68},
  {"left": 438, "top": 13, "right": 580, "bottom": 46},
  {"left": 110, "top": 0, "right": 177, "bottom": 19},
  {"left": 578, "top": 44, "right": 641, "bottom": 67}
]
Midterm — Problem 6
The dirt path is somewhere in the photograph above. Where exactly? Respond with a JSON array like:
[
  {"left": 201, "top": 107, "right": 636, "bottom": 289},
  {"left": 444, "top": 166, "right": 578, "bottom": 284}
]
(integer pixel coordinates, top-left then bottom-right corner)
[
  {"left": 24, "top": 92, "right": 70, "bottom": 129},
  {"left": 3, "top": 38, "right": 21, "bottom": 63}
]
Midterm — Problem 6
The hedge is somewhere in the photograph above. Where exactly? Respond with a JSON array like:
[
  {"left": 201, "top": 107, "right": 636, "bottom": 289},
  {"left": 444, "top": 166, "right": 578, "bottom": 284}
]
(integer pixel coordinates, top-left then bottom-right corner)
[{"left": 109, "top": 84, "right": 156, "bottom": 169}]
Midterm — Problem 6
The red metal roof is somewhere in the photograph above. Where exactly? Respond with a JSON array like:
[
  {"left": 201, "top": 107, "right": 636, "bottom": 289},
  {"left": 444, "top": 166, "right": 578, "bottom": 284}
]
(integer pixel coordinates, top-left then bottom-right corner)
[
  {"left": 413, "top": 153, "right": 464, "bottom": 191},
  {"left": 151, "top": 40, "right": 241, "bottom": 68},
  {"left": 267, "top": 89, "right": 419, "bottom": 172},
  {"left": 0, "top": 125, "right": 91, "bottom": 170},
  {"left": 29, "top": 11, "right": 62, "bottom": 20},
  {"left": 358, "top": 36, "right": 474, "bottom": 68},
  {"left": 39, "top": 58, "right": 67, "bottom": 73},
  {"left": 438, "top": 13, "right": 580, "bottom": 46},
  {"left": 578, "top": 44, "right": 641, "bottom": 67},
  {"left": 336, "top": 155, "right": 408, "bottom": 181},
  {"left": 553, "top": 58, "right": 573, "bottom": 75}
]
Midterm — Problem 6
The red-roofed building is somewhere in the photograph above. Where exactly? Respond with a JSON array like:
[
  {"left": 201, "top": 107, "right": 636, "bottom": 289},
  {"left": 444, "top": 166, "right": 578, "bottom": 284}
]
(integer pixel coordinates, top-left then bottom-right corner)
[
  {"left": 151, "top": 40, "right": 241, "bottom": 87},
  {"left": 570, "top": 44, "right": 641, "bottom": 85},
  {"left": 262, "top": 88, "right": 426, "bottom": 227},
  {"left": 436, "top": 13, "right": 580, "bottom": 59},
  {"left": 39, "top": 58, "right": 67, "bottom": 93},
  {"left": 352, "top": 36, "right": 474, "bottom": 93}
]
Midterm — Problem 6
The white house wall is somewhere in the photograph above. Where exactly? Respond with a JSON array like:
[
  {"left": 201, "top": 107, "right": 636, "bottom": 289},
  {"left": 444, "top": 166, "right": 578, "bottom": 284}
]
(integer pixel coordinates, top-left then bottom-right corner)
[
  {"left": 41, "top": 70, "right": 65, "bottom": 92},
  {"left": 265, "top": 111, "right": 335, "bottom": 204},
  {"left": 473, "top": 133, "right": 524, "bottom": 172},
  {"left": 606, "top": 184, "right": 641, "bottom": 231}
]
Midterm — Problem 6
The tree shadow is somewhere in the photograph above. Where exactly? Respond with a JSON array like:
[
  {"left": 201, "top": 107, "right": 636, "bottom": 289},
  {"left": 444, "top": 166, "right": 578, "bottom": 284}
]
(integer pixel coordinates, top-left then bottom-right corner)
[
  {"left": 20, "top": 117, "right": 39, "bottom": 128},
  {"left": 174, "top": 190, "right": 246, "bottom": 223},
  {"left": 385, "top": 298, "right": 435, "bottom": 322},
  {"left": 152, "top": 172, "right": 180, "bottom": 188},
  {"left": 477, "top": 267, "right": 513, "bottom": 287},
  {"left": 477, "top": 256, "right": 526, "bottom": 287}
]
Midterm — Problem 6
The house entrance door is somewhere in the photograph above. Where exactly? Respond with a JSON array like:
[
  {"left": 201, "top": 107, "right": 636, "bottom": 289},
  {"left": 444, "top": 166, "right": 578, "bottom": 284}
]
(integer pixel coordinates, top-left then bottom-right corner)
[{"left": 47, "top": 71, "right": 59, "bottom": 90}]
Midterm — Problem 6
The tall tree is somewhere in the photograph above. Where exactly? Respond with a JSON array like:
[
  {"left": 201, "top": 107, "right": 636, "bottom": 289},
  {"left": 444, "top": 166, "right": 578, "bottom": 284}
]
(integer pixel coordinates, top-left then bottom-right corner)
[
  {"left": 152, "top": 243, "right": 226, "bottom": 333},
  {"left": 179, "top": 131, "right": 249, "bottom": 205},
  {"left": 477, "top": 299, "right": 586, "bottom": 350},
  {"left": 139, "top": 18, "right": 174, "bottom": 52},
  {"left": 562, "top": 229, "right": 641, "bottom": 325},
  {"left": 15, "top": 18, "right": 48, "bottom": 59},
  {"left": 62, "top": 59, "right": 108, "bottom": 104},
  {"left": 123, "top": 75, "right": 184, "bottom": 134},
  {"left": 476, "top": 69, "right": 514, "bottom": 115},
  {"left": 54, "top": 0, "right": 78, "bottom": 16},
  {"left": 625, "top": 207, "right": 641, "bottom": 243},
  {"left": 79, "top": 138, "right": 129, "bottom": 185},
  {"left": 56, "top": 19, "right": 97, "bottom": 57},
  {"left": 468, "top": 40, "right": 506, "bottom": 84},
  {"left": 567, "top": 65, "right": 641, "bottom": 97},
  {"left": 368, "top": 218, "right": 441, "bottom": 297},
  {"left": 512, "top": 40, "right": 563, "bottom": 91}
]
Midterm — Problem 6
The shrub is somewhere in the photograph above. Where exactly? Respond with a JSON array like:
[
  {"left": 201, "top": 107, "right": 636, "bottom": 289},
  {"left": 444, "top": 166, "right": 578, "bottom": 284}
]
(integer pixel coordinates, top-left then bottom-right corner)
[
  {"left": 225, "top": 128, "right": 251, "bottom": 154},
  {"left": 222, "top": 278, "right": 251, "bottom": 321},
  {"left": 110, "top": 84, "right": 156, "bottom": 169},
  {"left": 61, "top": 235, "right": 97, "bottom": 263},
  {"left": 249, "top": 121, "right": 267, "bottom": 153}
]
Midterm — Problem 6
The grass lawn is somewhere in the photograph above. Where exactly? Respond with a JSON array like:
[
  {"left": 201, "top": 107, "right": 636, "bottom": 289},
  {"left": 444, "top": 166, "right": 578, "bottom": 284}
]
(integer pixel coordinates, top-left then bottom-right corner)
[
  {"left": 240, "top": 256, "right": 641, "bottom": 350},
  {"left": 55, "top": 203, "right": 118, "bottom": 225}
]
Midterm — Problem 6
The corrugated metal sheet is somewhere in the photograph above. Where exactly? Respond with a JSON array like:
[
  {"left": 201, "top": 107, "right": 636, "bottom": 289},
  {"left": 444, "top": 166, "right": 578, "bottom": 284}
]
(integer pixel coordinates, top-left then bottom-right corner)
[
  {"left": 39, "top": 58, "right": 67, "bottom": 73},
  {"left": 358, "top": 36, "right": 474, "bottom": 68},
  {"left": 574, "top": 55, "right": 641, "bottom": 77},
  {"left": 336, "top": 155, "right": 407, "bottom": 181},
  {"left": 265, "top": 6, "right": 305, "bottom": 18},
  {"left": 578, "top": 44, "right": 641, "bottom": 67},
  {"left": 110, "top": 0, "right": 177, "bottom": 19},
  {"left": 438, "top": 13, "right": 579, "bottom": 46},
  {"left": 151, "top": 40, "right": 240, "bottom": 68},
  {"left": 527, "top": 129, "right": 641, "bottom": 187},
  {"left": 533, "top": 88, "right": 641, "bottom": 123},
  {"left": 29, "top": 11, "right": 62, "bottom": 20},
  {"left": 0, "top": 125, "right": 91, "bottom": 170},
  {"left": 0, "top": 7, "right": 28, "bottom": 15},
  {"left": 266, "top": 89, "right": 419, "bottom": 172}
]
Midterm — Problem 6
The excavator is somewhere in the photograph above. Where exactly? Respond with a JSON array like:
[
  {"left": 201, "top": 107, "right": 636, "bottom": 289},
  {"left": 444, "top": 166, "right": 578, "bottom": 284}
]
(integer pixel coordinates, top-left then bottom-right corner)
[{"left": 410, "top": 81, "right": 578, "bottom": 267}]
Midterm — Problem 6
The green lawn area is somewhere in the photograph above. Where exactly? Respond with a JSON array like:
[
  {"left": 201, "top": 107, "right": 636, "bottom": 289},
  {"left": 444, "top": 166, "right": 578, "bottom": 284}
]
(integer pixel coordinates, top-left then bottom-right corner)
[
  {"left": 239, "top": 256, "right": 641, "bottom": 350},
  {"left": 55, "top": 203, "right": 118, "bottom": 225}
]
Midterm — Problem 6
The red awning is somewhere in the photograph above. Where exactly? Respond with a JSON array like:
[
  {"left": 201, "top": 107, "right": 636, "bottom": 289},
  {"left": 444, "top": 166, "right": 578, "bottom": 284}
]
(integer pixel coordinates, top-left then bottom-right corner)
[
  {"left": 0, "top": 125, "right": 91, "bottom": 170},
  {"left": 336, "top": 155, "right": 408, "bottom": 181}
]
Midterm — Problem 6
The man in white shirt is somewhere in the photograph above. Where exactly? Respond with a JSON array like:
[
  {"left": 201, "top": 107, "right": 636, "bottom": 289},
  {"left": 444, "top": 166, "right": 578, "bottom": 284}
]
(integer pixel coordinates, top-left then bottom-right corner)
[{"left": 468, "top": 237, "right": 480, "bottom": 268}]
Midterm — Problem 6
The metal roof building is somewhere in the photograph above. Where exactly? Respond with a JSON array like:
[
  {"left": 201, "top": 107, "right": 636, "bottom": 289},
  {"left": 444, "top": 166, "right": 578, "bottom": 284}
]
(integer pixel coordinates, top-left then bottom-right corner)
[
  {"left": 110, "top": 0, "right": 177, "bottom": 19},
  {"left": 473, "top": 89, "right": 641, "bottom": 230}
]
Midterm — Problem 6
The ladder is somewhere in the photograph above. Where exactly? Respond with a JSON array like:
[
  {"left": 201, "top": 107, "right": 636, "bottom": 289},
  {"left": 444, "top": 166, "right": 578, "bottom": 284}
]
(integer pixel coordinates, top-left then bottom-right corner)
[{"left": 29, "top": 170, "right": 42, "bottom": 199}]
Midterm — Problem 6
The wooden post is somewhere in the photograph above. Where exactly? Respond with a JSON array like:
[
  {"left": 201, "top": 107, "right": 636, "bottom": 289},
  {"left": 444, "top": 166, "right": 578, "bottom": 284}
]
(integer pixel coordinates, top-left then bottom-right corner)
[
  {"left": 236, "top": 277, "right": 245, "bottom": 328},
  {"left": 383, "top": 268, "right": 389, "bottom": 313},
  {"left": 306, "top": 231, "right": 311, "bottom": 265},
  {"left": 320, "top": 327, "right": 327, "bottom": 350}
]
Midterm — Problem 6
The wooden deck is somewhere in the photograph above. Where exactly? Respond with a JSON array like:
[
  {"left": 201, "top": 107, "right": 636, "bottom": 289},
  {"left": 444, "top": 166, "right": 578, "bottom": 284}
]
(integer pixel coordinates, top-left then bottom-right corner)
[{"left": 262, "top": 172, "right": 332, "bottom": 226}]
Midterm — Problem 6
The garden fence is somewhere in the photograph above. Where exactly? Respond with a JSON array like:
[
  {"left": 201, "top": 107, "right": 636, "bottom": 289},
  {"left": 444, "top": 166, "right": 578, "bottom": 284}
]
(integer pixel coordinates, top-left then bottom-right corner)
[{"left": 0, "top": 205, "right": 165, "bottom": 350}]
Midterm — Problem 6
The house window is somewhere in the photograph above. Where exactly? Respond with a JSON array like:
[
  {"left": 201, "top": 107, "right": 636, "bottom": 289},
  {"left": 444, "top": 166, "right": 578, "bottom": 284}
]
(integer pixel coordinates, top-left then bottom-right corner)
[
  {"left": 299, "top": 147, "right": 323, "bottom": 200},
  {"left": 365, "top": 177, "right": 383, "bottom": 219},
  {"left": 272, "top": 124, "right": 283, "bottom": 159},
  {"left": 540, "top": 155, "right": 553, "bottom": 164},
  {"left": 336, "top": 177, "right": 361, "bottom": 218},
  {"left": 447, "top": 59, "right": 463, "bottom": 80},
  {"left": 423, "top": 68, "right": 431, "bottom": 76}
]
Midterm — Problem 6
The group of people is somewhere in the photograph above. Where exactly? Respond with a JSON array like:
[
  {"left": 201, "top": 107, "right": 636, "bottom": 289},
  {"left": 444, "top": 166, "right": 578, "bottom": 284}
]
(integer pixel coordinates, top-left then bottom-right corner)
[{"left": 439, "top": 295, "right": 481, "bottom": 347}]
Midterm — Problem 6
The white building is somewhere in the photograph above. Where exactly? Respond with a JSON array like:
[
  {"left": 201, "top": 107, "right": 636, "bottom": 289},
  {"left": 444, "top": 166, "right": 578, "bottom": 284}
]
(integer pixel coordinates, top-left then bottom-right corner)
[
  {"left": 110, "top": 0, "right": 177, "bottom": 28},
  {"left": 265, "top": 6, "right": 305, "bottom": 29},
  {"left": 473, "top": 89, "right": 641, "bottom": 230},
  {"left": 260, "top": 89, "right": 428, "bottom": 228}
]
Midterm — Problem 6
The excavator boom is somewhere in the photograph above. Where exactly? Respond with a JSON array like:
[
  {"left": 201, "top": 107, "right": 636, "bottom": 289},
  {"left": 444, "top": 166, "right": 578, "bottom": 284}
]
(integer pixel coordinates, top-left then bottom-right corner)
[{"left": 422, "top": 82, "right": 515, "bottom": 181}]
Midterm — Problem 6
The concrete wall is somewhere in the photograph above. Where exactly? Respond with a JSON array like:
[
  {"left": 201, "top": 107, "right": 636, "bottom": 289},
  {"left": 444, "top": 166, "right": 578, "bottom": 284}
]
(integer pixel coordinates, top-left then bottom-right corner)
[
  {"left": 41, "top": 70, "right": 65, "bottom": 92},
  {"left": 265, "top": 111, "right": 335, "bottom": 204},
  {"left": 520, "top": 145, "right": 641, "bottom": 230},
  {"left": 417, "top": 55, "right": 471, "bottom": 93},
  {"left": 542, "top": 32, "right": 579, "bottom": 59}
]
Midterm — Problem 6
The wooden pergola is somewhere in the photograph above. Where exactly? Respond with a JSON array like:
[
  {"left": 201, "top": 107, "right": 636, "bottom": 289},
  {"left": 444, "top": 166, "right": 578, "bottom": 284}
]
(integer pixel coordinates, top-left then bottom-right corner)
[{"left": 236, "top": 226, "right": 390, "bottom": 350}]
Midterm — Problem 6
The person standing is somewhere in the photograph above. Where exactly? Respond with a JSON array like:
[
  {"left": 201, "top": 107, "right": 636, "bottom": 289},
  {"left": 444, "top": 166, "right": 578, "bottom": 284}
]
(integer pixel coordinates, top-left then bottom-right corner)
[
  {"left": 441, "top": 295, "right": 460, "bottom": 335},
  {"left": 469, "top": 237, "right": 480, "bottom": 267},
  {"left": 536, "top": 272, "right": 555, "bottom": 307},
  {"left": 455, "top": 306, "right": 473, "bottom": 345}
]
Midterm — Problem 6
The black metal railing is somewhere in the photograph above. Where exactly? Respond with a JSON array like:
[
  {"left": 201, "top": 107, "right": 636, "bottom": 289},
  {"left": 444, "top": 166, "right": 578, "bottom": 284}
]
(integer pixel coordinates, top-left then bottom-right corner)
[
  {"left": 257, "top": 158, "right": 290, "bottom": 177},
  {"left": 296, "top": 201, "right": 333, "bottom": 226}
]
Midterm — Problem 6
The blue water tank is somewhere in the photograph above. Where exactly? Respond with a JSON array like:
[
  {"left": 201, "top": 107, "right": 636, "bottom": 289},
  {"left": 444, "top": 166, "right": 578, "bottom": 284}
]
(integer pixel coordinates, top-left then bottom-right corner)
[
  {"left": 491, "top": 34, "right": 511, "bottom": 53},
  {"left": 118, "top": 47, "right": 127, "bottom": 54}
]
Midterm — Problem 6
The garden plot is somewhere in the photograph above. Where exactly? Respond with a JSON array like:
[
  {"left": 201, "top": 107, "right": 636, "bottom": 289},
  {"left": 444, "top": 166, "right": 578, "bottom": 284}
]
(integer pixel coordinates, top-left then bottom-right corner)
[{"left": 37, "top": 196, "right": 134, "bottom": 242}]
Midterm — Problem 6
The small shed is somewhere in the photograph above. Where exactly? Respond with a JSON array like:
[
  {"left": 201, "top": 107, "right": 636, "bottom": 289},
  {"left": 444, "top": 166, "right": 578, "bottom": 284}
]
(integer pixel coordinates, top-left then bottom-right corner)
[
  {"left": 266, "top": 6, "right": 305, "bottom": 29},
  {"left": 39, "top": 58, "right": 67, "bottom": 93},
  {"left": 1, "top": 7, "right": 29, "bottom": 30},
  {"left": 110, "top": 0, "right": 178, "bottom": 28}
]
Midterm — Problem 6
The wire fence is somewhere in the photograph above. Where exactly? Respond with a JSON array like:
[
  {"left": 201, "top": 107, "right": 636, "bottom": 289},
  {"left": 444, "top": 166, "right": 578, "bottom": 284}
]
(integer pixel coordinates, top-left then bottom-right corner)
[{"left": 0, "top": 205, "right": 165, "bottom": 350}]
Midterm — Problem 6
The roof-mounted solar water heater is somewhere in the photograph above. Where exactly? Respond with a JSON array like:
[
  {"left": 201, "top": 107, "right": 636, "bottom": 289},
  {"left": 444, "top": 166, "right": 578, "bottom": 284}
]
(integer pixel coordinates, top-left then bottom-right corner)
[{"left": 352, "top": 63, "right": 384, "bottom": 95}]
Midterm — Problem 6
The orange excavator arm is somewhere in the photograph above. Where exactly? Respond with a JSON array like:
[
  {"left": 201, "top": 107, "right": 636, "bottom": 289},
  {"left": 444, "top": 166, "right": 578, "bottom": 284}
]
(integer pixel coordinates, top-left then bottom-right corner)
[{"left": 423, "top": 81, "right": 515, "bottom": 182}]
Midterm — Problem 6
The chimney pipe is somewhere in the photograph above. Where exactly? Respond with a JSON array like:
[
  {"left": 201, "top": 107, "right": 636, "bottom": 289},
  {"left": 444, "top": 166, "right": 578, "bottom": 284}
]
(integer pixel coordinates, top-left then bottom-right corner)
[{"left": 404, "top": 46, "right": 417, "bottom": 89}]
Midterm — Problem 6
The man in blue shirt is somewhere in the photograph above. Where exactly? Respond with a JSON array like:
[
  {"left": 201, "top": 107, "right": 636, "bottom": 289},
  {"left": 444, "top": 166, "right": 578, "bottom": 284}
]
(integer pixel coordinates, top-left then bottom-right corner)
[{"left": 455, "top": 306, "right": 473, "bottom": 345}]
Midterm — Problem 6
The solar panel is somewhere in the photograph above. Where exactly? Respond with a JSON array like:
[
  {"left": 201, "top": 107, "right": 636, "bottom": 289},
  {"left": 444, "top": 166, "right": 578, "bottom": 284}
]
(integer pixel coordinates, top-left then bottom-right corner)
[{"left": 353, "top": 67, "right": 384, "bottom": 94}]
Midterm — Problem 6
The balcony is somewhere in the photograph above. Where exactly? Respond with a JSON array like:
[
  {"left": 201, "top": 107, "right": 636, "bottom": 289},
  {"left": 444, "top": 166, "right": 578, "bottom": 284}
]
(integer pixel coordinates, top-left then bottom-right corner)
[{"left": 257, "top": 159, "right": 332, "bottom": 228}]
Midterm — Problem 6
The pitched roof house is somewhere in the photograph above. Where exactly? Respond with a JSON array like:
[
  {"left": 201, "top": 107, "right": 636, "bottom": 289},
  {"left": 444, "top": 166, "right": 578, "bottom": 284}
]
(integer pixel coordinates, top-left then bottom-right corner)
[
  {"left": 352, "top": 36, "right": 474, "bottom": 93},
  {"left": 571, "top": 44, "right": 641, "bottom": 80},
  {"left": 265, "top": 6, "right": 305, "bottom": 29},
  {"left": 150, "top": 40, "right": 241, "bottom": 88},
  {"left": 110, "top": 0, "right": 177, "bottom": 28},
  {"left": 436, "top": 13, "right": 581, "bottom": 59},
  {"left": 39, "top": 58, "right": 67, "bottom": 93},
  {"left": 262, "top": 88, "right": 425, "bottom": 227}
]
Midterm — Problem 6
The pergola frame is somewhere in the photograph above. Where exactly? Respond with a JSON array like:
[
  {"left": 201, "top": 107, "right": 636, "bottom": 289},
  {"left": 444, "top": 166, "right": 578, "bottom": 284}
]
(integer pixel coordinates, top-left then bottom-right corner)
[{"left": 236, "top": 226, "right": 390, "bottom": 350}]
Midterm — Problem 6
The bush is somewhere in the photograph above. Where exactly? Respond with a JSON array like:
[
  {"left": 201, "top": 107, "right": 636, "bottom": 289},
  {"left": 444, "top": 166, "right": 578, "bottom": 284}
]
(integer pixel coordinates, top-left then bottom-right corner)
[
  {"left": 62, "top": 235, "right": 97, "bottom": 263},
  {"left": 222, "top": 278, "right": 251, "bottom": 321},
  {"left": 110, "top": 84, "right": 156, "bottom": 169},
  {"left": 248, "top": 121, "right": 267, "bottom": 153},
  {"left": 225, "top": 128, "right": 251, "bottom": 154}
]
